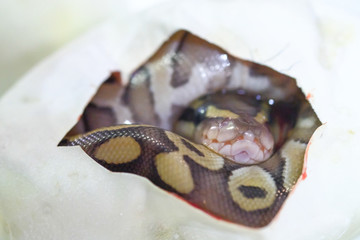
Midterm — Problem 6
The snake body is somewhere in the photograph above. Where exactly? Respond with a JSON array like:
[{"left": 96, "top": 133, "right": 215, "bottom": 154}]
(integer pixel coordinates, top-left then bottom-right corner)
[{"left": 60, "top": 30, "right": 321, "bottom": 227}]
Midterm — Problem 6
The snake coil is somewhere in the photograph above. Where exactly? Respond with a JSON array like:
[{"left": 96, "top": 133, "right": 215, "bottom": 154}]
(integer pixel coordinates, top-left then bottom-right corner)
[{"left": 59, "top": 30, "right": 321, "bottom": 228}]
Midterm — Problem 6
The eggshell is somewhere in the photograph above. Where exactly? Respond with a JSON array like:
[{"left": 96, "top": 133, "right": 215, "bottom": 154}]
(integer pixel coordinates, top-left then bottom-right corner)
[{"left": 1, "top": 1, "right": 359, "bottom": 239}]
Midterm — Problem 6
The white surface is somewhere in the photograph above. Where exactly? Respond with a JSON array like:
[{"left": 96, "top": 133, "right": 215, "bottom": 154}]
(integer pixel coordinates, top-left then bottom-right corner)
[
  {"left": 0, "top": 0, "right": 169, "bottom": 96},
  {"left": 1, "top": 1, "right": 360, "bottom": 239}
]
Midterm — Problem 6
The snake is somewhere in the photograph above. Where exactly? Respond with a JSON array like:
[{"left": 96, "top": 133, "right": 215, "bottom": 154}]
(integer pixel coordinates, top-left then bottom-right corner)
[{"left": 59, "top": 30, "right": 321, "bottom": 228}]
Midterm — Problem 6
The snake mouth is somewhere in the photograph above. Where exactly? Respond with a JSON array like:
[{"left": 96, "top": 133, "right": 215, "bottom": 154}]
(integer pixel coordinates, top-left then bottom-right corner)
[{"left": 196, "top": 118, "right": 274, "bottom": 165}]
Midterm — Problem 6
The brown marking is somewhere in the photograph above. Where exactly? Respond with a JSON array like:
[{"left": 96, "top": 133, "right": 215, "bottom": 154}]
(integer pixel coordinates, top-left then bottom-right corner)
[
  {"left": 165, "top": 131, "right": 224, "bottom": 171},
  {"left": 123, "top": 67, "right": 160, "bottom": 126},
  {"left": 228, "top": 166, "right": 276, "bottom": 212},
  {"left": 171, "top": 31, "right": 191, "bottom": 87},
  {"left": 104, "top": 71, "right": 122, "bottom": 84}
]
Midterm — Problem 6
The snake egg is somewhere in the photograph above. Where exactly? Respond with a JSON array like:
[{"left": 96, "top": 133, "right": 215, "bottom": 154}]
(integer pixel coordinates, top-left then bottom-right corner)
[{"left": 59, "top": 30, "right": 321, "bottom": 228}]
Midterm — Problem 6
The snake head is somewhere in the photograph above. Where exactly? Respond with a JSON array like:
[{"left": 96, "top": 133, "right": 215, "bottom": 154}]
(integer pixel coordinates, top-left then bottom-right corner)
[
  {"left": 174, "top": 91, "right": 276, "bottom": 165},
  {"left": 194, "top": 115, "right": 274, "bottom": 165}
]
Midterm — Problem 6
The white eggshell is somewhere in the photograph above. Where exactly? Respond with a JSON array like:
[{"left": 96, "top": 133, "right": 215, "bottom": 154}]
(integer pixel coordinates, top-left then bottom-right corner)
[{"left": 1, "top": 1, "right": 360, "bottom": 240}]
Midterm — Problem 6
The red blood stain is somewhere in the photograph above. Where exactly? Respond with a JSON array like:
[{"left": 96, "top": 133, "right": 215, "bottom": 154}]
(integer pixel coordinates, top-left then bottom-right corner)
[{"left": 306, "top": 93, "right": 313, "bottom": 100}]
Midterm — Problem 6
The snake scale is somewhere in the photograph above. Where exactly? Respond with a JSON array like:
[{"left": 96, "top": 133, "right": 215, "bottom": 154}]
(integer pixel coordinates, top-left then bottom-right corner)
[{"left": 59, "top": 30, "right": 321, "bottom": 228}]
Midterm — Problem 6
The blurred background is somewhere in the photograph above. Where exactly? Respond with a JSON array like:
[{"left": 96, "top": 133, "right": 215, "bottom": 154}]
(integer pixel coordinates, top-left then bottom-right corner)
[
  {"left": 0, "top": 0, "right": 358, "bottom": 97},
  {"left": 0, "top": 0, "right": 168, "bottom": 97}
]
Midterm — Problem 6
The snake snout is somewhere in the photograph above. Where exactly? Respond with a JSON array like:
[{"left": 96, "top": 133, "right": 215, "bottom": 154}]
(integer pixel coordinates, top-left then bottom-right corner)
[{"left": 198, "top": 117, "right": 274, "bottom": 165}]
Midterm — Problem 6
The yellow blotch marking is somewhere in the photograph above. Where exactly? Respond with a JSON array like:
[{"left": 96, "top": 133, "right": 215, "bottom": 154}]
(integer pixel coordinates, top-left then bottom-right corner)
[
  {"left": 254, "top": 103, "right": 270, "bottom": 124},
  {"left": 254, "top": 110, "right": 267, "bottom": 124},
  {"left": 95, "top": 137, "right": 141, "bottom": 164},
  {"left": 206, "top": 106, "right": 239, "bottom": 119},
  {"left": 190, "top": 99, "right": 205, "bottom": 109},
  {"left": 297, "top": 116, "right": 316, "bottom": 129},
  {"left": 228, "top": 166, "right": 276, "bottom": 212},
  {"left": 173, "top": 121, "right": 195, "bottom": 140},
  {"left": 165, "top": 131, "right": 224, "bottom": 170},
  {"left": 289, "top": 116, "right": 317, "bottom": 142},
  {"left": 155, "top": 152, "right": 194, "bottom": 194},
  {"left": 281, "top": 139, "right": 306, "bottom": 190}
]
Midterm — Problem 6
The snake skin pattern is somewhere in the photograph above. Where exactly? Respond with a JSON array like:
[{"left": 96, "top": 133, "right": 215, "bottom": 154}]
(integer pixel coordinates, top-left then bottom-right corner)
[{"left": 59, "top": 30, "right": 321, "bottom": 228}]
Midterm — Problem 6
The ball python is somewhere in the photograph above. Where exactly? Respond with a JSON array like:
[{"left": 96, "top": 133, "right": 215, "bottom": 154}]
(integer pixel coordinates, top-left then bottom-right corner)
[{"left": 59, "top": 30, "right": 321, "bottom": 228}]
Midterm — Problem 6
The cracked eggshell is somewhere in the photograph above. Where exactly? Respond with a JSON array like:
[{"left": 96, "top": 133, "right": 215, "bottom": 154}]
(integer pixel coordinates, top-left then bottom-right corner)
[{"left": 1, "top": 1, "right": 360, "bottom": 240}]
